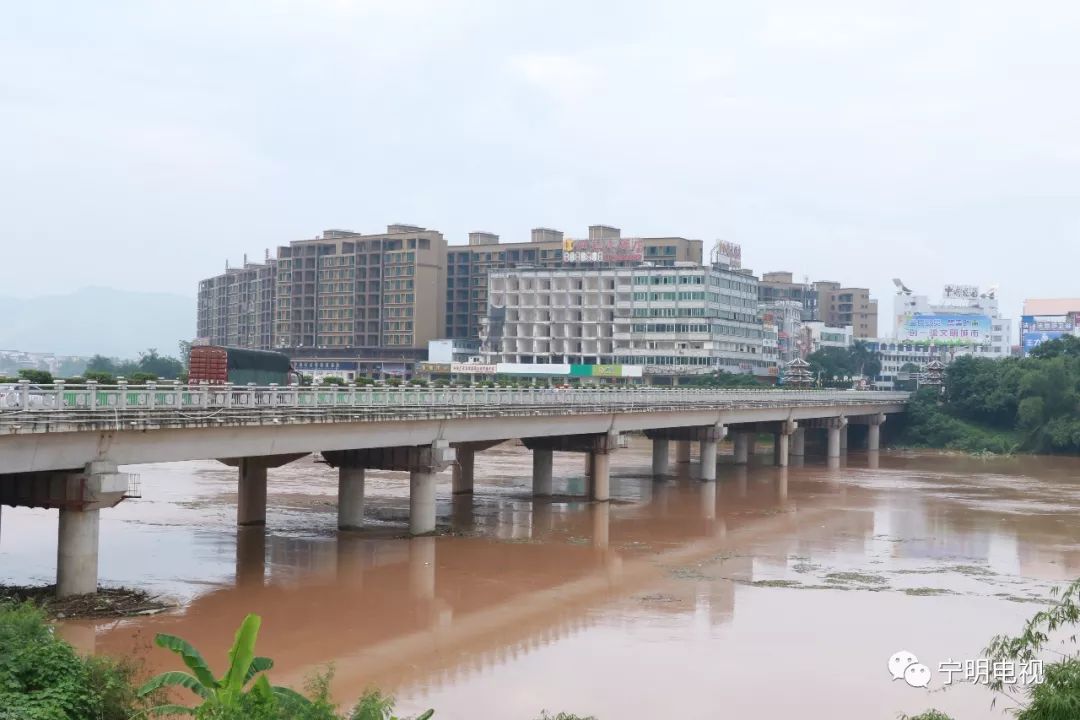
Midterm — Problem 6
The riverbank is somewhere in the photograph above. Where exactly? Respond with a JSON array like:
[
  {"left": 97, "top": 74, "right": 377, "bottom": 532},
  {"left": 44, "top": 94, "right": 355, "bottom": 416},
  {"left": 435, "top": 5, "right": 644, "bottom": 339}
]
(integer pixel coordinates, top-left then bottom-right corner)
[{"left": 0, "top": 584, "right": 174, "bottom": 619}]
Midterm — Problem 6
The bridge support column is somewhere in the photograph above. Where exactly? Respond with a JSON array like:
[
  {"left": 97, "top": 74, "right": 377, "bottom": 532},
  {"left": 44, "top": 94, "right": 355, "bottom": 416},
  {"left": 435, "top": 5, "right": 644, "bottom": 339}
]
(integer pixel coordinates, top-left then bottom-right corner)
[
  {"left": 651, "top": 438, "right": 669, "bottom": 477},
  {"left": 589, "top": 451, "right": 610, "bottom": 501},
  {"left": 826, "top": 416, "right": 850, "bottom": 458},
  {"left": 675, "top": 441, "right": 691, "bottom": 464},
  {"left": 337, "top": 466, "right": 365, "bottom": 531},
  {"left": 791, "top": 428, "right": 806, "bottom": 457},
  {"left": 733, "top": 433, "right": 749, "bottom": 464},
  {"left": 452, "top": 447, "right": 475, "bottom": 495},
  {"left": 746, "top": 435, "right": 758, "bottom": 458},
  {"left": 532, "top": 448, "right": 553, "bottom": 496},
  {"left": 237, "top": 459, "right": 268, "bottom": 526},
  {"left": 868, "top": 414, "right": 886, "bottom": 451},
  {"left": 57, "top": 508, "right": 100, "bottom": 598},
  {"left": 773, "top": 432, "right": 789, "bottom": 467},
  {"left": 410, "top": 471, "right": 437, "bottom": 535},
  {"left": 700, "top": 439, "right": 717, "bottom": 480},
  {"left": 699, "top": 424, "right": 723, "bottom": 481}
]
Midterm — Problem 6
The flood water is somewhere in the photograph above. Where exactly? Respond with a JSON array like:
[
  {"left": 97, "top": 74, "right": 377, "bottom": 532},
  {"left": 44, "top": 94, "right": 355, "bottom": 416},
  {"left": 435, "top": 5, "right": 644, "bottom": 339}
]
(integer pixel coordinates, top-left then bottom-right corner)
[{"left": 3, "top": 439, "right": 1080, "bottom": 720}]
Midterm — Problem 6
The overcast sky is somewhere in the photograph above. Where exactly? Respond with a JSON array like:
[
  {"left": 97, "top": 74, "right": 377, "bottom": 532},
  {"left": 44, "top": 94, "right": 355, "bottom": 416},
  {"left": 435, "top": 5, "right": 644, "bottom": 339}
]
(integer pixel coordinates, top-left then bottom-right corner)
[{"left": 4, "top": 1, "right": 1079, "bottom": 335}]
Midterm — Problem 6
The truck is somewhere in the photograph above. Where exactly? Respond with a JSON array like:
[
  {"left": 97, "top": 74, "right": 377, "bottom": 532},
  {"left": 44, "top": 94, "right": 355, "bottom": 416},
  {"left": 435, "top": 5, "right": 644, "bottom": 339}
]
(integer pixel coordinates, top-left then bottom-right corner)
[{"left": 187, "top": 346, "right": 299, "bottom": 385}]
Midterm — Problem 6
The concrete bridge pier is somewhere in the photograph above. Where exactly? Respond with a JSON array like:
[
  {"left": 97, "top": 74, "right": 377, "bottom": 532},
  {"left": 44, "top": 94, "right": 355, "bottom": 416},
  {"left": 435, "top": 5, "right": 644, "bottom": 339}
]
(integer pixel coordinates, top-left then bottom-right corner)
[
  {"left": 220, "top": 454, "right": 307, "bottom": 527},
  {"left": 452, "top": 448, "right": 475, "bottom": 495},
  {"left": 237, "top": 459, "right": 268, "bottom": 526},
  {"left": 791, "top": 427, "right": 806, "bottom": 457},
  {"left": 773, "top": 421, "right": 796, "bottom": 468},
  {"left": 733, "top": 432, "right": 749, "bottom": 464},
  {"left": 0, "top": 461, "right": 131, "bottom": 598},
  {"left": 324, "top": 444, "right": 455, "bottom": 535},
  {"left": 337, "top": 466, "right": 366, "bottom": 531},
  {"left": 675, "top": 441, "right": 692, "bottom": 464},
  {"left": 773, "top": 432, "right": 789, "bottom": 467},
  {"left": 523, "top": 432, "right": 618, "bottom": 502},
  {"left": 698, "top": 424, "right": 725, "bottom": 481},
  {"left": 57, "top": 508, "right": 100, "bottom": 599},
  {"left": 532, "top": 448, "right": 554, "bottom": 496},
  {"left": 651, "top": 438, "right": 669, "bottom": 477},
  {"left": 646, "top": 425, "right": 723, "bottom": 481},
  {"left": 867, "top": 414, "right": 886, "bottom": 451},
  {"left": 826, "top": 417, "right": 848, "bottom": 458},
  {"left": 746, "top": 435, "right": 758, "bottom": 459},
  {"left": 589, "top": 450, "right": 611, "bottom": 501}
]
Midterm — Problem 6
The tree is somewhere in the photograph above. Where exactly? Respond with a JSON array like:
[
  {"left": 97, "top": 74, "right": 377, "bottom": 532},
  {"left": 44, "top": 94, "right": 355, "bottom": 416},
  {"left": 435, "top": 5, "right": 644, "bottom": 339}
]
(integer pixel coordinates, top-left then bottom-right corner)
[
  {"left": 138, "top": 614, "right": 311, "bottom": 717},
  {"left": 1029, "top": 334, "right": 1080, "bottom": 359},
  {"left": 16, "top": 369, "right": 52, "bottom": 384},
  {"left": 137, "top": 348, "right": 184, "bottom": 380},
  {"left": 846, "top": 340, "right": 881, "bottom": 379},
  {"left": 807, "top": 347, "right": 853, "bottom": 382},
  {"left": 86, "top": 355, "right": 117, "bottom": 374}
]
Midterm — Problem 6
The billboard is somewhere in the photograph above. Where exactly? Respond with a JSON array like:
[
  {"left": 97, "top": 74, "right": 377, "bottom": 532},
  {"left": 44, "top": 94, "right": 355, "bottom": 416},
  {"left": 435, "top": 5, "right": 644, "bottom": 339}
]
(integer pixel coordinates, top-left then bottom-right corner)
[
  {"left": 900, "top": 313, "right": 991, "bottom": 345},
  {"left": 714, "top": 240, "right": 742, "bottom": 269},
  {"left": 562, "top": 237, "right": 644, "bottom": 263},
  {"left": 943, "top": 284, "right": 979, "bottom": 300},
  {"left": 1021, "top": 315, "right": 1076, "bottom": 355}
]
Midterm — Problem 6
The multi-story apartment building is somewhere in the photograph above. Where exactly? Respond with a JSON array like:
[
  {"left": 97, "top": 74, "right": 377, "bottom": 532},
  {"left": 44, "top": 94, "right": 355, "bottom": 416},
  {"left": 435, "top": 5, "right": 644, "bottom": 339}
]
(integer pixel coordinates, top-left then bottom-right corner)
[
  {"left": 196, "top": 257, "right": 277, "bottom": 349},
  {"left": 266, "top": 225, "right": 447, "bottom": 377},
  {"left": 758, "top": 271, "right": 878, "bottom": 338},
  {"left": 447, "top": 226, "right": 702, "bottom": 342},
  {"left": 480, "top": 262, "right": 768, "bottom": 377},
  {"left": 820, "top": 282, "right": 878, "bottom": 338}
]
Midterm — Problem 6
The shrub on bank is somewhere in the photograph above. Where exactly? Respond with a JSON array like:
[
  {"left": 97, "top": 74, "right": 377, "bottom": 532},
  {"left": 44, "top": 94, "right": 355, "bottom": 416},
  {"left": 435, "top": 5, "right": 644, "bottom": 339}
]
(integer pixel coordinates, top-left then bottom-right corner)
[{"left": 0, "top": 601, "right": 146, "bottom": 720}]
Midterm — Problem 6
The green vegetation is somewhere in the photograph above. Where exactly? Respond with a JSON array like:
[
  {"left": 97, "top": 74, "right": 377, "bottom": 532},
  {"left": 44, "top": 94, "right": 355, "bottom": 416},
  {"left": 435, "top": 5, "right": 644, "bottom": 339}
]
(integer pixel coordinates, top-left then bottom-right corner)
[
  {"left": 897, "top": 336, "right": 1080, "bottom": 454},
  {"left": 679, "top": 370, "right": 762, "bottom": 388},
  {"left": 139, "top": 613, "right": 314, "bottom": 717},
  {"left": 806, "top": 339, "right": 881, "bottom": 386},
  {"left": 0, "top": 602, "right": 148, "bottom": 720},
  {"left": 0, "top": 606, "right": 598, "bottom": 719},
  {"left": 83, "top": 347, "right": 186, "bottom": 382}
]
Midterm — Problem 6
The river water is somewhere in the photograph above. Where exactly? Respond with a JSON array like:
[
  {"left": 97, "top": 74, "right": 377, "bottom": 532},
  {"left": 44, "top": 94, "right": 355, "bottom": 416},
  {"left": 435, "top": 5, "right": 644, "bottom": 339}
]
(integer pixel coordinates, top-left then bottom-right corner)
[{"left": 2, "top": 439, "right": 1079, "bottom": 720}]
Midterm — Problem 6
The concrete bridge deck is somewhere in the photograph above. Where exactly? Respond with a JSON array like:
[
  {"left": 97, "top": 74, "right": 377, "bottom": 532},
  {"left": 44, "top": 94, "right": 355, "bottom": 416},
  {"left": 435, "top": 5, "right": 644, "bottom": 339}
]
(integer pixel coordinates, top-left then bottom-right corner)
[{"left": 0, "top": 383, "right": 907, "bottom": 597}]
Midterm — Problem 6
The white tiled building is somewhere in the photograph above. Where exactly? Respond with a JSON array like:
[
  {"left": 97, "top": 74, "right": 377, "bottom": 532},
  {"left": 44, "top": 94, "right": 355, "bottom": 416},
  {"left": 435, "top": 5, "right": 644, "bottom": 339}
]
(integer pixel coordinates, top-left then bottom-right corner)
[{"left": 480, "top": 263, "right": 771, "bottom": 376}]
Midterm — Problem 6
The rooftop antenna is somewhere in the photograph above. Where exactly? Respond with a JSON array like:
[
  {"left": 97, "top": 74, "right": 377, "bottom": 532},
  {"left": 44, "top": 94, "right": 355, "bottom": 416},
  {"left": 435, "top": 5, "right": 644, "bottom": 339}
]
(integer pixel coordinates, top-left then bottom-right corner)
[{"left": 892, "top": 278, "right": 912, "bottom": 295}]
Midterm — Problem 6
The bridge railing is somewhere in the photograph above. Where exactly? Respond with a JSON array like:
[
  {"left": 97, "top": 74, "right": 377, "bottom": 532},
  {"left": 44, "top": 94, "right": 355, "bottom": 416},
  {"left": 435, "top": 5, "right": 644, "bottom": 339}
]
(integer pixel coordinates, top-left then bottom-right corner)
[{"left": 0, "top": 379, "right": 908, "bottom": 417}]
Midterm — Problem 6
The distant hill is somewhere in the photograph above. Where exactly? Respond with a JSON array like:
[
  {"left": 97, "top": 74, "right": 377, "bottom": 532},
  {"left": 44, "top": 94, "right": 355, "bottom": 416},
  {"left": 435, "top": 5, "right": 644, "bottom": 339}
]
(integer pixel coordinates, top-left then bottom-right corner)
[{"left": 0, "top": 287, "right": 195, "bottom": 358}]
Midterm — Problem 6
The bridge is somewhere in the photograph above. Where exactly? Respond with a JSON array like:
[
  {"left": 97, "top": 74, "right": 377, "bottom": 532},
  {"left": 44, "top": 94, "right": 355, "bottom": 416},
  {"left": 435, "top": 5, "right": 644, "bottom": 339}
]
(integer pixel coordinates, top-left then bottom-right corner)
[{"left": 0, "top": 380, "right": 906, "bottom": 597}]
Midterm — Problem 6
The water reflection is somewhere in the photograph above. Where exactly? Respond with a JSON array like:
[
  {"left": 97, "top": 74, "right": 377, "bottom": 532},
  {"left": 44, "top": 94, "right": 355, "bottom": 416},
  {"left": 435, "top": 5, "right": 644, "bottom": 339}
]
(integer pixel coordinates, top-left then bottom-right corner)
[{"left": 4, "top": 441, "right": 1079, "bottom": 720}]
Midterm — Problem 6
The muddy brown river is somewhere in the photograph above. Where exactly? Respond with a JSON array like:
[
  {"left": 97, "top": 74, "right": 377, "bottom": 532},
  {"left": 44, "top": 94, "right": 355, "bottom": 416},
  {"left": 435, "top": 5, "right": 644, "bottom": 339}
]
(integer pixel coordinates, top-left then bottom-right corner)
[{"left": 2, "top": 439, "right": 1079, "bottom": 719}]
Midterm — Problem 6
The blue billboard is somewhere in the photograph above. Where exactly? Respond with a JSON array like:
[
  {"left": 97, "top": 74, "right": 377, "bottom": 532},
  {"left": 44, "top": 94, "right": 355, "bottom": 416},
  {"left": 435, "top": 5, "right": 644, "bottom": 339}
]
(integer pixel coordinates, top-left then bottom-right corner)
[
  {"left": 1021, "top": 315, "right": 1075, "bottom": 355},
  {"left": 899, "top": 313, "right": 991, "bottom": 346}
]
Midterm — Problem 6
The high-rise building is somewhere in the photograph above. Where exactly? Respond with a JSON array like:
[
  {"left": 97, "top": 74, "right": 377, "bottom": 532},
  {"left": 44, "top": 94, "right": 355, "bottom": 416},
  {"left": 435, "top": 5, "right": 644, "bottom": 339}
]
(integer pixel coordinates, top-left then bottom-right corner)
[
  {"left": 480, "top": 261, "right": 768, "bottom": 377},
  {"left": 196, "top": 256, "right": 277, "bottom": 349},
  {"left": 265, "top": 225, "right": 447, "bottom": 378},
  {"left": 819, "top": 283, "right": 878, "bottom": 338},
  {"left": 758, "top": 271, "right": 878, "bottom": 338},
  {"left": 447, "top": 226, "right": 702, "bottom": 342}
]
